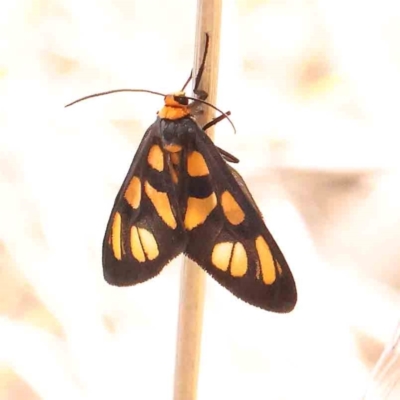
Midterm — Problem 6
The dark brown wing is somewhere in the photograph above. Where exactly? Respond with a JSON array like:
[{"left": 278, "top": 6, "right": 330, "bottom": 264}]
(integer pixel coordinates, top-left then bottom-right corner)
[
  {"left": 102, "top": 122, "right": 187, "bottom": 286},
  {"left": 184, "top": 127, "right": 297, "bottom": 312}
]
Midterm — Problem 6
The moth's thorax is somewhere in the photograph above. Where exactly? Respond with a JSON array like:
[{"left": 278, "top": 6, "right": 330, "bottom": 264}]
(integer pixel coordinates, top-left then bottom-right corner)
[
  {"left": 157, "top": 115, "right": 198, "bottom": 191},
  {"left": 158, "top": 91, "right": 191, "bottom": 120},
  {"left": 159, "top": 116, "right": 197, "bottom": 153}
]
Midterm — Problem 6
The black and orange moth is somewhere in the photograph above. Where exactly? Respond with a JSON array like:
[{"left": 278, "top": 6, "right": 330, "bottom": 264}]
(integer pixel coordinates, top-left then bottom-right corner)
[{"left": 66, "top": 39, "right": 297, "bottom": 313}]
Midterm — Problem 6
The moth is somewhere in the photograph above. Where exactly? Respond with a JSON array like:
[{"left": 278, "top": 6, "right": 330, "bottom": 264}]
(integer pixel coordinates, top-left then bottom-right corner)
[{"left": 67, "top": 39, "right": 297, "bottom": 313}]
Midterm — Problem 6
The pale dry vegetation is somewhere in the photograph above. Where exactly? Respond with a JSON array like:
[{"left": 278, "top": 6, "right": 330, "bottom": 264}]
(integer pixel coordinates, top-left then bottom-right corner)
[{"left": 1, "top": 1, "right": 400, "bottom": 399}]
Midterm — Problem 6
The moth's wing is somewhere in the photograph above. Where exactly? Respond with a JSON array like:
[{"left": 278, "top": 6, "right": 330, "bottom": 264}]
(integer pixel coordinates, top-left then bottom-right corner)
[
  {"left": 184, "top": 128, "right": 297, "bottom": 312},
  {"left": 226, "top": 164, "right": 262, "bottom": 216},
  {"left": 103, "top": 122, "right": 187, "bottom": 286}
]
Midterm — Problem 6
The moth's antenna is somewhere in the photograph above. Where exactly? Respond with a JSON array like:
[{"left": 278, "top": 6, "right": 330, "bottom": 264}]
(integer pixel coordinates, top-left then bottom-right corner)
[
  {"left": 65, "top": 88, "right": 236, "bottom": 134},
  {"left": 181, "top": 33, "right": 209, "bottom": 93},
  {"left": 193, "top": 33, "right": 209, "bottom": 93},
  {"left": 181, "top": 70, "right": 193, "bottom": 92},
  {"left": 65, "top": 89, "right": 166, "bottom": 108}
]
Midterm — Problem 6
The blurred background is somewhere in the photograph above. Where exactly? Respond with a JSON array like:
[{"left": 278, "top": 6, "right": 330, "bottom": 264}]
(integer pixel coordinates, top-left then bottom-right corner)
[{"left": 1, "top": 0, "right": 400, "bottom": 399}]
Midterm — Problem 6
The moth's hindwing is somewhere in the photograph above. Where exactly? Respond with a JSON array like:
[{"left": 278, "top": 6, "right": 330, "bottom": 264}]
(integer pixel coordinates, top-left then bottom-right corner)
[
  {"left": 183, "top": 125, "right": 297, "bottom": 312},
  {"left": 102, "top": 122, "right": 187, "bottom": 286}
]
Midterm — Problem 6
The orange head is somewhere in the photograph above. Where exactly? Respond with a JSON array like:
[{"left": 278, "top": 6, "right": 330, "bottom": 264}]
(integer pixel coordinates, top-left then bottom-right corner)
[{"left": 158, "top": 91, "right": 191, "bottom": 120}]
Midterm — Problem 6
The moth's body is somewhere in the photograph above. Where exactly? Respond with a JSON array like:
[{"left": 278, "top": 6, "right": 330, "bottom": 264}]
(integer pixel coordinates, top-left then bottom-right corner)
[
  {"left": 159, "top": 117, "right": 199, "bottom": 209},
  {"left": 102, "top": 92, "right": 297, "bottom": 312}
]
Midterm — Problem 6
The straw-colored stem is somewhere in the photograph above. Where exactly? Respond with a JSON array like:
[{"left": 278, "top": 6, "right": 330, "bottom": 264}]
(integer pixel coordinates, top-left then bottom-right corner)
[{"left": 173, "top": 1, "right": 222, "bottom": 399}]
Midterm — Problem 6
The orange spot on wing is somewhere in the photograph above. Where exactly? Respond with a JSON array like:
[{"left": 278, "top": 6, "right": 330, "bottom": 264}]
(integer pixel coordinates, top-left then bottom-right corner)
[
  {"left": 187, "top": 151, "right": 209, "bottom": 177},
  {"left": 184, "top": 193, "right": 217, "bottom": 230},
  {"left": 111, "top": 212, "right": 122, "bottom": 260},
  {"left": 211, "top": 242, "right": 248, "bottom": 277},
  {"left": 145, "top": 181, "right": 177, "bottom": 229},
  {"left": 138, "top": 228, "right": 159, "bottom": 260},
  {"left": 255, "top": 236, "right": 276, "bottom": 284},
  {"left": 131, "top": 226, "right": 145, "bottom": 262},
  {"left": 277, "top": 262, "right": 283, "bottom": 275},
  {"left": 148, "top": 145, "right": 164, "bottom": 172},
  {"left": 230, "top": 243, "right": 248, "bottom": 277},
  {"left": 130, "top": 226, "right": 159, "bottom": 262},
  {"left": 212, "top": 242, "right": 233, "bottom": 271},
  {"left": 221, "top": 191, "right": 245, "bottom": 225},
  {"left": 124, "top": 176, "right": 141, "bottom": 209}
]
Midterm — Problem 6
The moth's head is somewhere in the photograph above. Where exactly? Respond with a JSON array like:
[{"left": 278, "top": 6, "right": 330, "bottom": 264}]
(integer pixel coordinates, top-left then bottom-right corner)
[
  {"left": 159, "top": 91, "right": 190, "bottom": 120},
  {"left": 164, "top": 91, "right": 189, "bottom": 107}
]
